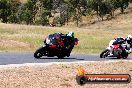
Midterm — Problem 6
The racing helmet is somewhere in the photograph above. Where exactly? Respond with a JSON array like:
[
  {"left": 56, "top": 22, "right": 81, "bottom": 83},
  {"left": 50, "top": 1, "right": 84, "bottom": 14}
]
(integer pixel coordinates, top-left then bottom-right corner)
[{"left": 67, "top": 32, "right": 74, "bottom": 37}]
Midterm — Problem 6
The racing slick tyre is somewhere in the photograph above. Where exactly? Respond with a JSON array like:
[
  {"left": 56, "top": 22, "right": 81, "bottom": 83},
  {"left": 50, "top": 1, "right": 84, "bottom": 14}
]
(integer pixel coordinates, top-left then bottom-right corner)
[
  {"left": 122, "top": 53, "right": 128, "bottom": 59},
  {"left": 34, "top": 46, "right": 45, "bottom": 59},
  {"left": 100, "top": 49, "right": 110, "bottom": 58},
  {"left": 76, "top": 75, "right": 87, "bottom": 85},
  {"left": 118, "top": 50, "right": 128, "bottom": 59}
]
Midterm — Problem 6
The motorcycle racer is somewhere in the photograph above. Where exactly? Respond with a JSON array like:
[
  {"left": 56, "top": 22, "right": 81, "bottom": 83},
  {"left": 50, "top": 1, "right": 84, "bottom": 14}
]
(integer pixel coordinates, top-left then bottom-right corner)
[
  {"left": 55, "top": 33, "right": 65, "bottom": 49},
  {"left": 125, "top": 35, "right": 132, "bottom": 53},
  {"left": 55, "top": 32, "right": 75, "bottom": 56},
  {"left": 65, "top": 32, "right": 75, "bottom": 56},
  {"left": 107, "top": 37, "right": 126, "bottom": 56}
]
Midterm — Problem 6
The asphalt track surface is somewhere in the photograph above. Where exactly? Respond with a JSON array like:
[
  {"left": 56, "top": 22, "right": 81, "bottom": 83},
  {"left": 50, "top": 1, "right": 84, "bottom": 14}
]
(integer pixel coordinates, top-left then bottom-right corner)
[{"left": 0, "top": 52, "right": 132, "bottom": 65}]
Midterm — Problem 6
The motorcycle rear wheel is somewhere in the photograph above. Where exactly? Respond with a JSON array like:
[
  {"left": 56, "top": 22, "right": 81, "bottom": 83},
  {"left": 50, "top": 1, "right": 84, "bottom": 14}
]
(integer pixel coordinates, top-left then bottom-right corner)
[{"left": 122, "top": 52, "right": 128, "bottom": 59}]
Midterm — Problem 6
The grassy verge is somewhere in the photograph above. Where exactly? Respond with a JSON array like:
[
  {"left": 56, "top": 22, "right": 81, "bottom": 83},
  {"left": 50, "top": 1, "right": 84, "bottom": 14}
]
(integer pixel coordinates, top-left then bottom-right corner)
[{"left": 0, "top": 12, "right": 132, "bottom": 53}]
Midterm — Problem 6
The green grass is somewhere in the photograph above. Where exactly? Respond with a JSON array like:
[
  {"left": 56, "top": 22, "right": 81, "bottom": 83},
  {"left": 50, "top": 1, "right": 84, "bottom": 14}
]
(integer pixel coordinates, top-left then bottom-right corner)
[{"left": 0, "top": 22, "right": 132, "bottom": 53}]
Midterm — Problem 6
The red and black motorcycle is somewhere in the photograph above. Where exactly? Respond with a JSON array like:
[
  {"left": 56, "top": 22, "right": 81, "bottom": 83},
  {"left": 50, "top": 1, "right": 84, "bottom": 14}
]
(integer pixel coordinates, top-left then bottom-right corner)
[{"left": 34, "top": 33, "right": 78, "bottom": 59}]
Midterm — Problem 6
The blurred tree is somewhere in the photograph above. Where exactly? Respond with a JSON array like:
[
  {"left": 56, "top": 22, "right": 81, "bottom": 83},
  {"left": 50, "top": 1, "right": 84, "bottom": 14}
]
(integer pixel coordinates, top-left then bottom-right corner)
[
  {"left": 0, "top": 0, "right": 11, "bottom": 23},
  {"left": 0, "top": 0, "right": 131, "bottom": 26},
  {"left": 64, "top": 0, "right": 89, "bottom": 26},
  {"left": 110, "top": 0, "right": 129, "bottom": 13},
  {"left": 41, "top": 0, "right": 52, "bottom": 25},
  {"left": 8, "top": 0, "right": 21, "bottom": 23}
]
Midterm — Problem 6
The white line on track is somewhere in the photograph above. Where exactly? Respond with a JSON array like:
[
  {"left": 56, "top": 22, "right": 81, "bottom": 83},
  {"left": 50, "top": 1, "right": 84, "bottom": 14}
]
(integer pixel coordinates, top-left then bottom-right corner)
[{"left": 0, "top": 60, "right": 131, "bottom": 69}]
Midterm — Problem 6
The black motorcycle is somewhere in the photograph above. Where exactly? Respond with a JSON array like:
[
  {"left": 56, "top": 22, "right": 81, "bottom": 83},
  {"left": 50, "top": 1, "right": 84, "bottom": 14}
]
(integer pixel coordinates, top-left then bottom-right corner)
[{"left": 34, "top": 33, "right": 78, "bottom": 59}]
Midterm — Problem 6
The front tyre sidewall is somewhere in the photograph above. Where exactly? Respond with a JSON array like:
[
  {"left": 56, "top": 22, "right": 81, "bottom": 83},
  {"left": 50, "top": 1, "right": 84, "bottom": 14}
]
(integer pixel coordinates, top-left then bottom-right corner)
[
  {"left": 100, "top": 49, "right": 110, "bottom": 58},
  {"left": 34, "top": 47, "right": 45, "bottom": 58}
]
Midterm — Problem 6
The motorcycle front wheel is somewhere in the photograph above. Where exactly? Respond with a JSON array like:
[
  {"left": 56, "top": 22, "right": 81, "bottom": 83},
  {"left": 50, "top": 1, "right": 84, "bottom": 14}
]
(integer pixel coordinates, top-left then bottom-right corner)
[
  {"left": 100, "top": 49, "right": 110, "bottom": 58},
  {"left": 34, "top": 46, "right": 45, "bottom": 58}
]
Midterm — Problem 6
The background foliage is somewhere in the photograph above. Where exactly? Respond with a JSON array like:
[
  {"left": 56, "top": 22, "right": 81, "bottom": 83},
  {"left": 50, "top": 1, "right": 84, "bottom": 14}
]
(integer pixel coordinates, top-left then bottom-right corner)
[{"left": 0, "top": 0, "right": 131, "bottom": 26}]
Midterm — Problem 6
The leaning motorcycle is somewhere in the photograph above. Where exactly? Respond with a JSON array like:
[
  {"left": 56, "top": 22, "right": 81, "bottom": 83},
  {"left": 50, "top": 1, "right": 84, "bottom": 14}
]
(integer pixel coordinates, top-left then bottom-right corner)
[
  {"left": 100, "top": 38, "right": 129, "bottom": 59},
  {"left": 34, "top": 33, "right": 78, "bottom": 59}
]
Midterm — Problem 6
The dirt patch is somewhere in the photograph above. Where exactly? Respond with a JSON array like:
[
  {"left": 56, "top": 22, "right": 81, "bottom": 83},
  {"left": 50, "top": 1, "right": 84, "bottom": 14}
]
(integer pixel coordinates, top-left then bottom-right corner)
[
  {"left": 0, "top": 61, "right": 131, "bottom": 88},
  {"left": 0, "top": 39, "right": 35, "bottom": 50}
]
